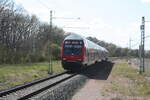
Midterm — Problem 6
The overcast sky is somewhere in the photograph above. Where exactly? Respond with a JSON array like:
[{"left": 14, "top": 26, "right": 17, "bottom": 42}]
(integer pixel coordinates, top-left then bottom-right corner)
[{"left": 14, "top": 0, "right": 150, "bottom": 50}]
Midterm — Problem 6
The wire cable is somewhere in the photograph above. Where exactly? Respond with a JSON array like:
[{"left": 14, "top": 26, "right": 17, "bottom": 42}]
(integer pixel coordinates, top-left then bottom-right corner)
[{"left": 36, "top": 0, "right": 51, "bottom": 9}]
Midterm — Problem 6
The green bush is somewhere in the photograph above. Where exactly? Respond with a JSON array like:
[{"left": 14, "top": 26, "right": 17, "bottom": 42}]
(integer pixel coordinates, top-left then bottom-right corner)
[
  {"left": 0, "top": 42, "right": 61, "bottom": 64},
  {"left": 50, "top": 43, "right": 61, "bottom": 60}
]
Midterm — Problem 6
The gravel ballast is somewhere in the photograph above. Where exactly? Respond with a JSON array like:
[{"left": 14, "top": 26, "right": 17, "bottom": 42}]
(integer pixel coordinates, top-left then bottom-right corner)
[{"left": 31, "top": 74, "right": 88, "bottom": 100}]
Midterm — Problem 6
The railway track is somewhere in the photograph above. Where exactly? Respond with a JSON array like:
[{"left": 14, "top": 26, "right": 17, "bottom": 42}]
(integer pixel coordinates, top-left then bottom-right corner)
[{"left": 0, "top": 71, "right": 77, "bottom": 100}]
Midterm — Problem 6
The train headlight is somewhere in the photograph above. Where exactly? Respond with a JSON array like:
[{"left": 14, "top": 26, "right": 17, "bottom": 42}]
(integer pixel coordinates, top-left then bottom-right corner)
[
  {"left": 63, "top": 58, "right": 66, "bottom": 60},
  {"left": 77, "top": 59, "right": 82, "bottom": 61}
]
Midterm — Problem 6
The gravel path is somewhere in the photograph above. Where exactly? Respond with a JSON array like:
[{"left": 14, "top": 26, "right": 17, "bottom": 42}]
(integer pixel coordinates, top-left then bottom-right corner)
[
  {"left": 72, "top": 61, "right": 114, "bottom": 100},
  {"left": 72, "top": 79, "right": 105, "bottom": 100}
]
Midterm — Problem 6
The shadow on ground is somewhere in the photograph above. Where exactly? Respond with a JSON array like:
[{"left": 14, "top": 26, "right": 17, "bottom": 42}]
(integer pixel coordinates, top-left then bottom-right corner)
[{"left": 78, "top": 61, "right": 114, "bottom": 80}]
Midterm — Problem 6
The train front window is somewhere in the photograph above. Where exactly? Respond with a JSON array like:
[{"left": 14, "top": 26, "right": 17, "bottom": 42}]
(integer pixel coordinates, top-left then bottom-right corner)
[{"left": 63, "top": 40, "right": 83, "bottom": 56}]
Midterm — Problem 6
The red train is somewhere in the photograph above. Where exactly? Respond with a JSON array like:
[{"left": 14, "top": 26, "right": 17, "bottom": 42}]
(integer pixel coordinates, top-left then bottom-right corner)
[{"left": 61, "top": 33, "right": 108, "bottom": 71}]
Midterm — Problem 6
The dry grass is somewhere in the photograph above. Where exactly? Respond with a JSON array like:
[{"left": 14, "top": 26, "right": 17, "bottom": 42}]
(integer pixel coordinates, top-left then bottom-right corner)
[
  {"left": 103, "top": 60, "right": 150, "bottom": 100},
  {"left": 0, "top": 61, "right": 64, "bottom": 90}
]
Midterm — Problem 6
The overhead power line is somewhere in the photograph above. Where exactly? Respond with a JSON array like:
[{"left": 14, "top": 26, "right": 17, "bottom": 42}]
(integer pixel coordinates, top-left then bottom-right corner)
[
  {"left": 62, "top": 26, "right": 89, "bottom": 29},
  {"left": 53, "top": 17, "right": 80, "bottom": 20},
  {"left": 145, "top": 35, "right": 150, "bottom": 39},
  {"left": 129, "top": 34, "right": 150, "bottom": 49},
  {"left": 131, "top": 42, "right": 140, "bottom": 48},
  {"left": 37, "top": 0, "right": 51, "bottom": 9}
]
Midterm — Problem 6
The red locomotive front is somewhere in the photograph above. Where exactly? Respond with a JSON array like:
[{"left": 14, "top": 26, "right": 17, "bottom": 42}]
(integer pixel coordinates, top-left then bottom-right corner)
[{"left": 61, "top": 40, "right": 85, "bottom": 70}]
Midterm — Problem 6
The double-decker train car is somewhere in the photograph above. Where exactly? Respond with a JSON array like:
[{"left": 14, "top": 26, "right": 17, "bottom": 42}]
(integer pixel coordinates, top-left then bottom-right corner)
[{"left": 61, "top": 33, "right": 108, "bottom": 71}]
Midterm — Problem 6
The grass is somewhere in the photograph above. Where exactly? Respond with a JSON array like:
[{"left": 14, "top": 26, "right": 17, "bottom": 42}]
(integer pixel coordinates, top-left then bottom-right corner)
[
  {"left": 111, "top": 97, "right": 122, "bottom": 100},
  {"left": 103, "top": 60, "right": 150, "bottom": 99},
  {"left": 0, "top": 61, "right": 65, "bottom": 90}
]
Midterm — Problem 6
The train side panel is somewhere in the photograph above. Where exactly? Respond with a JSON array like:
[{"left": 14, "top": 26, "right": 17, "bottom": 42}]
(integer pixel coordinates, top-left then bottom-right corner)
[{"left": 83, "top": 39, "right": 107, "bottom": 66}]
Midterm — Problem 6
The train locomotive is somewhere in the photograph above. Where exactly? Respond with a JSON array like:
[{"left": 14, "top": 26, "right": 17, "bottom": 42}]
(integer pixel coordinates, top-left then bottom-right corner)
[{"left": 61, "top": 33, "right": 108, "bottom": 71}]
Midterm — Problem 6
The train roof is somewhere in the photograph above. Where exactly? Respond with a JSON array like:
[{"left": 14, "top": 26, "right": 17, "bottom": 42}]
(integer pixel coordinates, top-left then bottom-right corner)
[{"left": 64, "top": 33, "right": 84, "bottom": 40}]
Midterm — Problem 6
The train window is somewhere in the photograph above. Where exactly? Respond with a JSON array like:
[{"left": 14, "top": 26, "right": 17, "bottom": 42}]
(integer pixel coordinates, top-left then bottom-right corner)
[
  {"left": 64, "top": 41, "right": 83, "bottom": 45},
  {"left": 65, "top": 41, "right": 71, "bottom": 44},
  {"left": 74, "top": 45, "right": 82, "bottom": 48},
  {"left": 63, "top": 40, "right": 83, "bottom": 56},
  {"left": 64, "top": 45, "right": 72, "bottom": 48},
  {"left": 72, "top": 41, "right": 79, "bottom": 44}
]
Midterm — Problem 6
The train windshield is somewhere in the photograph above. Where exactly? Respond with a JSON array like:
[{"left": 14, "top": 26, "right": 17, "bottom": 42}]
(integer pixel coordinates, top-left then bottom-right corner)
[{"left": 63, "top": 40, "right": 83, "bottom": 56}]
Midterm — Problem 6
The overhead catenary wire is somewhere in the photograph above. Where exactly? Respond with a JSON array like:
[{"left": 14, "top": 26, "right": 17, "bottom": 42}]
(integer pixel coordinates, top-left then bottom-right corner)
[
  {"left": 131, "top": 42, "right": 140, "bottom": 48},
  {"left": 36, "top": 0, "right": 51, "bottom": 9},
  {"left": 129, "top": 34, "right": 150, "bottom": 49},
  {"left": 53, "top": 17, "right": 80, "bottom": 20},
  {"left": 62, "top": 26, "right": 89, "bottom": 29}
]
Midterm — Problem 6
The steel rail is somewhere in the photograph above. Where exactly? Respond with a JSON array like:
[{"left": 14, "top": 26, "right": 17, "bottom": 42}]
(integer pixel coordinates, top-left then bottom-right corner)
[
  {"left": 0, "top": 71, "right": 68, "bottom": 97},
  {"left": 18, "top": 74, "right": 76, "bottom": 100}
]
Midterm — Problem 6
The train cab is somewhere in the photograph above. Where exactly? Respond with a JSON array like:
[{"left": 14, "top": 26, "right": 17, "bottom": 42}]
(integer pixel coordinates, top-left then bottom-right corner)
[{"left": 61, "top": 39, "right": 85, "bottom": 70}]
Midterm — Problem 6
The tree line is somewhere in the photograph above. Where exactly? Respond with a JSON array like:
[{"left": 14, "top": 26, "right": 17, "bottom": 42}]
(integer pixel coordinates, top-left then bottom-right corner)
[
  {"left": 0, "top": 0, "right": 65, "bottom": 64},
  {"left": 87, "top": 37, "right": 150, "bottom": 58}
]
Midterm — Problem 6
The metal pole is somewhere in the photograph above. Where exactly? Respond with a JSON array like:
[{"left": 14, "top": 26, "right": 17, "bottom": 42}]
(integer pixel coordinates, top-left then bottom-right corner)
[
  {"left": 128, "top": 38, "right": 131, "bottom": 64},
  {"left": 139, "top": 16, "right": 145, "bottom": 74},
  {"left": 48, "top": 10, "right": 53, "bottom": 74},
  {"left": 139, "top": 19, "right": 143, "bottom": 74},
  {"left": 142, "top": 16, "right": 145, "bottom": 72},
  {"left": 129, "top": 38, "right": 131, "bottom": 49},
  {"left": 50, "top": 10, "right": 53, "bottom": 74},
  {"left": 139, "top": 45, "right": 142, "bottom": 74}
]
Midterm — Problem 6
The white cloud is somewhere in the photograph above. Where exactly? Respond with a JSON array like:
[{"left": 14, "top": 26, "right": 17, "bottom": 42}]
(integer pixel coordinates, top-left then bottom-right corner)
[{"left": 141, "top": 0, "right": 150, "bottom": 3}]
